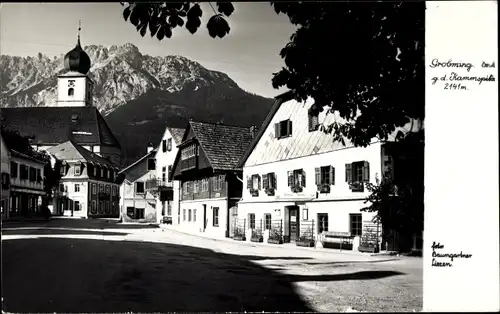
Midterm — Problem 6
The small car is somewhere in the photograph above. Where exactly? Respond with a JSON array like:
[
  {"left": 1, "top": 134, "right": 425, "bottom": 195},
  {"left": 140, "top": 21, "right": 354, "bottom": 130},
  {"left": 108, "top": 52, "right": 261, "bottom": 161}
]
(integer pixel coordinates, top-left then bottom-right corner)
[{"left": 161, "top": 216, "right": 173, "bottom": 225}]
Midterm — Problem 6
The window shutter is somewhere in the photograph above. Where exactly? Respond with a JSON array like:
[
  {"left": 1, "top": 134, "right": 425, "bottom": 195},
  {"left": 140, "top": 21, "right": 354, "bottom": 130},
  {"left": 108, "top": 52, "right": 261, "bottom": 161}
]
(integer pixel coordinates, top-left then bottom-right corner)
[
  {"left": 262, "top": 174, "right": 269, "bottom": 189},
  {"left": 363, "top": 161, "right": 370, "bottom": 182},
  {"left": 315, "top": 167, "right": 320, "bottom": 185},
  {"left": 167, "top": 139, "right": 172, "bottom": 151},
  {"left": 162, "top": 140, "right": 167, "bottom": 152},
  {"left": 274, "top": 123, "right": 280, "bottom": 138},
  {"left": 330, "top": 166, "right": 335, "bottom": 185},
  {"left": 257, "top": 175, "right": 261, "bottom": 190},
  {"left": 287, "top": 171, "right": 293, "bottom": 186},
  {"left": 302, "top": 169, "right": 306, "bottom": 187},
  {"left": 345, "top": 163, "right": 352, "bottom": 182},
  {"left": 246, "top": 175, "right": 252, "bottom": 189},
  {"left": 272, "top": 173, "right": 277, "bottom": 189},
  {"left": 287, "top": 120, "right": 293, "bottom": 136},
  {"left": 168, "top": 165, "right": 173, "bottom": 181}
]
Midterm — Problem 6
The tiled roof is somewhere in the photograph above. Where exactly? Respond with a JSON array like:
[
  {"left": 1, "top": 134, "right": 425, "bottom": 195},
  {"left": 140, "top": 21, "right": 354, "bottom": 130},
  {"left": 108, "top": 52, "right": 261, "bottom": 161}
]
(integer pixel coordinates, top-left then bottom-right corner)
[
  {"left": 167, "top": 127, "right": 185, "bottom": 145},
  {"left": 119, "top": 148, "right": 157, "bottom": 174},
  {"left": 47, "top": 140, "right": 117, "bottom": 169},
  {"left": 0, "top": 107, "right": 121, "bottom": 148},
  {"left": 0, "top": 128, "right": 47, "bottom": 163},
  {"left": 187, "top": 121, "right": 255, "bottom": 171}
]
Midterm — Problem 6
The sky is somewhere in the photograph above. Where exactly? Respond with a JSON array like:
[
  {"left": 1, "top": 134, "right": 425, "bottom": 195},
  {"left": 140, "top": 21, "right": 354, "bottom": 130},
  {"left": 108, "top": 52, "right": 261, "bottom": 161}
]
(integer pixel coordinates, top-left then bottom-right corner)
[{"left": 0, "top": 2, "right": 296, "bottom": 97}]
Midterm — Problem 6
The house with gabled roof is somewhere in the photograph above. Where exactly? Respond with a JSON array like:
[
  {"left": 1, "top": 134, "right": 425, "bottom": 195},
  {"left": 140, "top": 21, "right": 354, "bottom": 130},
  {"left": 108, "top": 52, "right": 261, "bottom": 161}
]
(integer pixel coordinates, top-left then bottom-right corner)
[
  {"left": 170, "top": 120, "right": 256, "bottom": 238},
  {"left": 236, "top": 91, "right": 423, "bottom": 252},
  {"left": 143, "top": 126, "right": 185, "bottom": 224},
  {"left": 118, "top": 145, "right": 158, "bottom": 223},
  {"left": 47, "top": 140, "right": 121, "bottom": 218}
]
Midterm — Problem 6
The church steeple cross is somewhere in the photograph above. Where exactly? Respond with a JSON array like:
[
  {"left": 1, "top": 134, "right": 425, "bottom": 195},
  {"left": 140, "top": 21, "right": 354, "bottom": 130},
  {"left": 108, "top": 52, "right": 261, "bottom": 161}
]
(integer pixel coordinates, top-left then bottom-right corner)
[{"left": 77, "top": 20, "right": 82, "bottom": 46}]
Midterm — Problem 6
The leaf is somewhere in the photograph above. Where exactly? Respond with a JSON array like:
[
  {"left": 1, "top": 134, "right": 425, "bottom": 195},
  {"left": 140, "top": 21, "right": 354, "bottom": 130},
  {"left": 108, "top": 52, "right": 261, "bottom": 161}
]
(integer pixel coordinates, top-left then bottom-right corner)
[
  {"left": 130, "top": 8, "right": 140, "bottom": 26},
  {"left": 187, "top": 3, "right": 203, "bottom": 18},
  {"left": 164, "top": 26, "right": 173, "bottom": 38},
  {"left": 216, "top": 2, "right": 234, "bottom": 16},
  {"left": 207, "top": 14, "right": 230, "bottom": 38},
  {"left": 139, "top": 23, "right": 148, "bottom": 37},
  {"left": 156, "top": 26, "right": 165, "bottom": 40},
  {"left": 186, "top": 16, "right": 201, "bottom": 34},
  {"left": 123, "top": 5, "right": 132, "bottom": 21}
]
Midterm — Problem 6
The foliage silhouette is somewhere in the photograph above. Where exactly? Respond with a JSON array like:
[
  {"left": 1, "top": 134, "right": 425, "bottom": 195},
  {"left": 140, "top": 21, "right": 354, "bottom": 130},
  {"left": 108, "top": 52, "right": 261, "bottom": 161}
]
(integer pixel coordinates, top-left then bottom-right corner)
[{"left": 120, "top": 1, "right": 425, "bottom": 147}]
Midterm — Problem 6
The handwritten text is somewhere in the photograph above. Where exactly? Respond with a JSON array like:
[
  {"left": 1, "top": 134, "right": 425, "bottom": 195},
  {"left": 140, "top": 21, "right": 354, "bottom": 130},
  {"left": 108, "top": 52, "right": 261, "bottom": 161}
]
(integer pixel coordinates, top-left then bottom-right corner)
[
  {"left": 429, "top": 59, "right": 496, "bottom": 91},
  {"left": 431, "top": 241, "right": 472, "bottom": 268}
]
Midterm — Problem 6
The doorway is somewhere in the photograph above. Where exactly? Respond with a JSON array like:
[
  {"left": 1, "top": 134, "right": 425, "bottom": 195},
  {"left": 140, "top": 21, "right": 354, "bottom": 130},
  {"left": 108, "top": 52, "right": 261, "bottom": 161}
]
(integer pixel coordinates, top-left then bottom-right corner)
[
  {"left": 203, "top": 204, "right": 207, "bottom": 231},
  {"left": 286, "top": 205, "right": 300, "bottom": 242}
]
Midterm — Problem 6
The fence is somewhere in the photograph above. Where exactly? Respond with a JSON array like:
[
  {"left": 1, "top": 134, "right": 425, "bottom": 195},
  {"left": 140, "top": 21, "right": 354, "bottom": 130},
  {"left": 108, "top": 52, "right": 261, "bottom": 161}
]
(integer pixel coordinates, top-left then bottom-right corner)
[
  {"left": 268, "top": 219, "right": 284, "bottom": 241},
  {"left": 251, "top": 219, "right": 264, "bottom": 240},
  {"left": 233, "top": 218, "right": 246, "bottom": 239},
  {"left": 299, "top": 219, "right": 315, "bottom": 242}
]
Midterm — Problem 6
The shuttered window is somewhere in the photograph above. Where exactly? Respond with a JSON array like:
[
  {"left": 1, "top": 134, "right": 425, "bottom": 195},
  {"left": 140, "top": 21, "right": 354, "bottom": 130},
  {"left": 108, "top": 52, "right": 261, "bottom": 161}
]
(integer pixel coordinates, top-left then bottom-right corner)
[
  {"left": 315, "top": 166, "right": 335, "bottom": 185},
  {"left": 274, "top": 119, "right": 293, "bottom": 139},
  {"left": 288, "top": 169, "right": 306, "bottom": 187}
]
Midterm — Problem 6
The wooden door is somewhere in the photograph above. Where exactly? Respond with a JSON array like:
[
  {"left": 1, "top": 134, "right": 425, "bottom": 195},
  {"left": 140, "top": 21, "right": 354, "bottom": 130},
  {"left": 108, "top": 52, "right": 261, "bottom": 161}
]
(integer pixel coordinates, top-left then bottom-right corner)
[{"left": 289, "top": 207, "right": 299, "bottom": 242}]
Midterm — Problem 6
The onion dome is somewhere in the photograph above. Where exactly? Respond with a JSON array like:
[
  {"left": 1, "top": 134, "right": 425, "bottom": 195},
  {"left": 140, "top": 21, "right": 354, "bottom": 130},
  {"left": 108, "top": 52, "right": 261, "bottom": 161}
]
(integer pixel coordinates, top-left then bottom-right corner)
[{"left": 63, "top": 24, "right": 91, "bottom": 75}]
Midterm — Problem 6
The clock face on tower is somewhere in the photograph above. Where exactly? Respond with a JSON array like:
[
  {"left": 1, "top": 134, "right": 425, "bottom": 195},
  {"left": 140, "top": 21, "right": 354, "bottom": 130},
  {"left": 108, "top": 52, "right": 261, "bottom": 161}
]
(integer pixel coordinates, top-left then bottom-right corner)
[{"left": 68, "top": 80, "right": 75, "bottom": 88}]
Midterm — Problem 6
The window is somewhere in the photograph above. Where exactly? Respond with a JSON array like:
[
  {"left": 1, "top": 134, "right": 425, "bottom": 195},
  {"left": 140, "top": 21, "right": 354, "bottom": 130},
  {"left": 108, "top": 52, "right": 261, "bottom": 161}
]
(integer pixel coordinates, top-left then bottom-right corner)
[
  {"left": 161, "top": 202, "right": 166, "bottom": 216},
  {"left": 288, "top": 169, "right": 306, "bottom": 187},
  {"left": 99, "top": 184, "right": 104, "bottom": 192},
  {"left": 308, "top": 110, "right": 320, "bottom": 132},
  {"left": 74, "top": 184, "right": 80, "bottom": 192},
  {"left": 201, "top": 178, "right": 209, "bottom": 192},
  {"left": 162, "top": 166, "right": 166, "bottom": 182},
  {"left": 188, "top": 209, "right": 192, "bottom": 222},
  {"left": 249, "top": 213, "right": 255, "bottom": 229},
  {"left": 168, "top": 165, "right": 173, "bottom": 181},
  {"left": 350, "top": 214, "right": 362, "bottom": 236},
  {"left": 167, "top": 202, "right": 172, "bottom": 216},
  {"left": 75, "top": 201, "right": 80, "bottom": 211},
  {"left": 315, "top": 166, "right": 335, "bottom": 186},
  {"left": 103, "top": 168, "right": 108, "bottom": 179},
  {"left": 100, "top": 167, "right": 104, "bottom": 178},
  {"left": 110, "top": 170, "right": 115, "bottom": 181},
  {"left": 183, "top": 208, "right": 186, "bottom": 221},
  {"left": 29, "top": 167, "right": 36, "bottom": 182},
  {"left": 274, "top": 119, "right": 292, "bottom": 139},
  {"left": 252, "top": 175, "right": 260, "bottom": 190},
  {"left": 193, "top": 181, "right": 199, "bottom": 193},
  {"left": 214, "top": 175, "right": 225, "bottom": 191},
  {"left": 74, "top": 164, "right": 81, "bottom": 176},
  {"left": 68, "top": 88, "right": 74, "bottom": 96},
  {"left": 112, "top": 186, "right": 116, "bottom": 196},
  {"left": 162, "top": 139, "right": 167, "bottom": 152},
  {"left": 262, "top": 173, "right": 276, "bottom": 190},
  {"left": 36, "top": 169, "right": 42, "bottom": 182},
  {"left": 264, "top": 214, "right": 272, "bottom": 230},
  {"left": 92, "top": 183, "right": 97, "bottom": 194},
  {"left": 136, "top": 182, "right": 145, "bottom": 194},
  {"left": 106, "top": 185, "right": 110, "bottom": 194},
  {"left": 92, "top": 201, "right": 96, "bottom": 212},
  {"left": 167, "top": 138, "right": 172, "bottom": 151},
  {"left": 183, "top": 182, "right": 189, "bottom": 194},
  {"left": 93, "top": 166, "right": 97, "bottom": 176},
  {"left": 59, "top": 183, "right": 64, "bottom": 192},
  {"left": 106, "top": 201, "right": 110, "bottom": 213},
  {"left": 135, "top": 208, "right": 145, "bottom": 219},
  {"left": 18, "top": 165, "right": 27, "bottom": 180},
  {"left": 318, "top": 213, "right": 329, "bottom": 233},
  {"left": 10, "top": 162, "right": 18, "bottom": 178},
  {"left": 345, "top": 161, "right": 370, "bottom": 192},
  {"left": 147, "top": 159, "right": 156, "bottom": 171},
  {"left": 213, "top": 207, "right": 219, "bottom": 226},
  {"left": 193, "top": 209, "right": 197, "bottom": 222},
  {"left": 181, "top": 144, "right": 197, "bottom": 160}
]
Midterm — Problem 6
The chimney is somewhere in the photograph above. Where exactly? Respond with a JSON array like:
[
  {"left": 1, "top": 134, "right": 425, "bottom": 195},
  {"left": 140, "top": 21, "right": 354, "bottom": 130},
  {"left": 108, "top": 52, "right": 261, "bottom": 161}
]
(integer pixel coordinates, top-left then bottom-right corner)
[
  {"left": 250, "top": 125, "right": 256, "bottom": 138},
  {"left": 147, "top": 142, "right": 154, "bottom": 153}
]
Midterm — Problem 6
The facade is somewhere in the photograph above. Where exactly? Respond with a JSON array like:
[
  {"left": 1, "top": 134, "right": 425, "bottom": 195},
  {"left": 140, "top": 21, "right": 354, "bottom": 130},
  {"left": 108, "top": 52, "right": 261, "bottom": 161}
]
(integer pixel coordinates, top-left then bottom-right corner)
[
  {"left": 1, "top": 129, "right": 47, "bottom": 219},
  {"left": 0, "top": 30, "right": 122, "bottom": 167},
  {"left": 118, "top": 147, "right": 158, "bottom": 222},
  {"left": 1, "top": 133, "right": 11, "bottom": 220},
  {"left": 236, "top": 92, "right": 422, "bottom": 251},
  {"left": 170, "top": 120, "right": 255, "bottom": 238},
  {"left": 149, "top": 127, "right": 184, "bottom": 224},
  {"left": 47, "top": 141, "right": 120, "bottom": 218}
]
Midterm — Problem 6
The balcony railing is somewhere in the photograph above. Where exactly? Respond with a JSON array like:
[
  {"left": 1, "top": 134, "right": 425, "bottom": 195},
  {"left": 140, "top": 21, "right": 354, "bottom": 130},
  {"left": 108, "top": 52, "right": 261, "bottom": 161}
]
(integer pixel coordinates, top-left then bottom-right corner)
[{"left": 145, "top": 179, "right": 173, "bottom": 192}]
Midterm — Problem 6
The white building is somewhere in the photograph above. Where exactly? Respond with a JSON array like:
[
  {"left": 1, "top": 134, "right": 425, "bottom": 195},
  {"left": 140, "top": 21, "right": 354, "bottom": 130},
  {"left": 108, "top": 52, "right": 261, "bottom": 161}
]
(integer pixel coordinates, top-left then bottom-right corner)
[
  {"left": 150, "top": 127, "right": 184, "bottom": 224},
  {"left": 237, "top": 92, "right": 422, "bottom": 251},
  {"left": 118, "top": 146, "right": 158, "bottom": 222},
  {"left": 0, "top": 132, "right": 11, "bottom": 220}
]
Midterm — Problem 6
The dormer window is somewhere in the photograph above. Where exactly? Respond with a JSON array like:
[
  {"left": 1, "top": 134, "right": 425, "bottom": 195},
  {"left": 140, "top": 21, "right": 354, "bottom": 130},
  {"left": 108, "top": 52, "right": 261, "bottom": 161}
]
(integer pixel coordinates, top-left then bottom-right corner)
[
  {"left": 181, "top": 144, "right": 197, "bottom": 160},
  {"left": 275, "top": 119, "right": 292, "bottom": 139},
  {"left": 308, "top": 109, "right": 319, "bottom": 132},
  {"left": 74, "top": 163, "right": 81, "bottom": 176},
  {"left": 167, "top": 138, "right": 172, "bottom": 151},
  {"left": 68, "top": 88, "right": 75, "bottom": 97},
  {"left": 147, "top": 159, "right": 156, "bottom": 171}
]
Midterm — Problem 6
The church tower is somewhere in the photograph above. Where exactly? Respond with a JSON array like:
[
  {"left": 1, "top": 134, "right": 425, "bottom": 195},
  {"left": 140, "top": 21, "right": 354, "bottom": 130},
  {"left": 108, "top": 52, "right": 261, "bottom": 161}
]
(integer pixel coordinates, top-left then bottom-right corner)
[{"left": 56, "top": 22, "right": 94, "bottom": 107}]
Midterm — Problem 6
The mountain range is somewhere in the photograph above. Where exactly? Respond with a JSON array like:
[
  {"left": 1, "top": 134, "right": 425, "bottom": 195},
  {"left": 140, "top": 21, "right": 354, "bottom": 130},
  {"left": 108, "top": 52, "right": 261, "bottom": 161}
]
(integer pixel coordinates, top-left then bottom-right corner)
[{"left": 0, "top": 43, "right": 275, "bottom": 166}]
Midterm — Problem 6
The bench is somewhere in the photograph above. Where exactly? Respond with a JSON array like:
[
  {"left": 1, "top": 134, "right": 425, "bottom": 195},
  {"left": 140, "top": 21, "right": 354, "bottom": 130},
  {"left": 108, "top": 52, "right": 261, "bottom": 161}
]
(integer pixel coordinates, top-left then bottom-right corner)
[{"left": 320, "top": 231, "right": 354, "bottom": 251}]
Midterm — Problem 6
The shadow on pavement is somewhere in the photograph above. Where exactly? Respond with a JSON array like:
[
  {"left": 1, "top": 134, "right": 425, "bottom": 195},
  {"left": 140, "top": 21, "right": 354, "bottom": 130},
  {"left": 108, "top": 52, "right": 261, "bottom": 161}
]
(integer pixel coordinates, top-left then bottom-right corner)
[
  {"left": 284, "top": 270, "right": 405, "bottom": 282},
  {"left": 2, "top": 237, "right": 315, "bottom": 313},
  {"left": 1, "top": 228, "right": 129, "bottom": 236}
]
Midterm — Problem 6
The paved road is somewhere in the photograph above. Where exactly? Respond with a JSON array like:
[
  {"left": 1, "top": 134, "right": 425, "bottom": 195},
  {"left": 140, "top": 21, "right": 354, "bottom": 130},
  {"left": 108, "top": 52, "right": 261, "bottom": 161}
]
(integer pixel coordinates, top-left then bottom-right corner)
[{"left": 1, "top": 218, "right": 422, "bottom": 312}]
